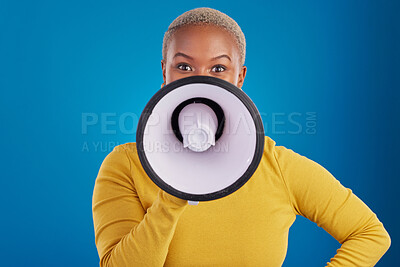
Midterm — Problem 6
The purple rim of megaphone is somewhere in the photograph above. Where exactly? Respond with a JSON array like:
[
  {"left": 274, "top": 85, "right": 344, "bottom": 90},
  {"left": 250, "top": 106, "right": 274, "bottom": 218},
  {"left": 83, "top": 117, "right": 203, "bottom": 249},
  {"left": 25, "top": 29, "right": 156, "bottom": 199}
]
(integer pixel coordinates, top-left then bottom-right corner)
[{"left": 136, "top": 75, "right": 265, "bottom": 201}]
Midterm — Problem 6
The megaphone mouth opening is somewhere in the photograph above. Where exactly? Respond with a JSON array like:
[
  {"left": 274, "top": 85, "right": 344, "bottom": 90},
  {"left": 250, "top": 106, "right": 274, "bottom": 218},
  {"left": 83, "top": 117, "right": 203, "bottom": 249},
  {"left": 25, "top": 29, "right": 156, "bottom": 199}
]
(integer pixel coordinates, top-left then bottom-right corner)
[
  {"left": 136, "top": 75, "right": 265, "bottom": 202},
  {"left": 171, "top": 97, "right": 225, "bottom": 148}
]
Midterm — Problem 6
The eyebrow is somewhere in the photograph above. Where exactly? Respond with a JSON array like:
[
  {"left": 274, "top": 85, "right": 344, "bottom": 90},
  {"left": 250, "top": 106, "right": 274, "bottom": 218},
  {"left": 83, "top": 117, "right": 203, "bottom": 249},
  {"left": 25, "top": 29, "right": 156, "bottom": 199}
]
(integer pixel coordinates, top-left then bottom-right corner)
[
  {"left": 173, "top": 52, "right": 194, "bottom": 60},
  {"left": 173, "top": 52, "right": 231, "bottom": 62},
  {"left": 211, "top": 54, "right": 231, "bottom": 62}
]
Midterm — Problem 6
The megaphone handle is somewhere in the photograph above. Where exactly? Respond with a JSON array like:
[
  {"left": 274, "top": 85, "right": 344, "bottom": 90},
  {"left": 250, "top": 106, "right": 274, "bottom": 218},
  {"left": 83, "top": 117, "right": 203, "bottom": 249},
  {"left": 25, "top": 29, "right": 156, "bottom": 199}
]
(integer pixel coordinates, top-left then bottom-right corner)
[{"left": 187, "top": 201, "right": 199, "bottom": 205}]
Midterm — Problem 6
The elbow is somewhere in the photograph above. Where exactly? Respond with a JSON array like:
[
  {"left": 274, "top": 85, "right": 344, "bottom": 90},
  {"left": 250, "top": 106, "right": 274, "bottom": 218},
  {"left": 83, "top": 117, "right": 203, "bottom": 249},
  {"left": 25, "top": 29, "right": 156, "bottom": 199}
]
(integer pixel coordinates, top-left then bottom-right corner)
[
  {"left": 372, "top": 222, "right": 391, "bottom": 258},
  {"left": 99, "top": 250, "right": 113, "bottom": 267},
  {"left": 367, "top": 214, "right": 391, "bottom": 256},
  {"left": 381, "top": 226, "right": 391, "bottom": 253}
]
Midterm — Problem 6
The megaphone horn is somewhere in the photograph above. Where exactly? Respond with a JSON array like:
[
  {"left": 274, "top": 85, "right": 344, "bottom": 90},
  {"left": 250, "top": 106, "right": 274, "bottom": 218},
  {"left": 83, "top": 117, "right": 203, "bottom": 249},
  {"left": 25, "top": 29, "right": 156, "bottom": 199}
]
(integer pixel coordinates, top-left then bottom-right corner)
[{"left": 136, "top": 75, "right": 264, "bottom": 202}]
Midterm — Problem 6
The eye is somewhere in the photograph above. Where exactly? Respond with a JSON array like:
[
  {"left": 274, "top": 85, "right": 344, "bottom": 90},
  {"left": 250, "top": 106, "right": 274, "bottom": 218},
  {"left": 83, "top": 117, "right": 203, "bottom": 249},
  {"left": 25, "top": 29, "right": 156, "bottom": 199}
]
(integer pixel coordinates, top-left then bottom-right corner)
[
  {"left": 177, "top": 63, "right": 192, "bottom": 71},
  {"left": 212, "top": 65, "right": 226, "bottom": 73}
]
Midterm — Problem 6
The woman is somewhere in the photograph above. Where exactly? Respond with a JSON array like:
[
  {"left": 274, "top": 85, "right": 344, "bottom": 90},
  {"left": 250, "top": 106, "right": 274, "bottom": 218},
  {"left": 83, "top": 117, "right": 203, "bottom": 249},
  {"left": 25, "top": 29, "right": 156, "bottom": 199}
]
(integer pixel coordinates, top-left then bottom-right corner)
[{"left": 92, "top": 7, "right": 391, "bottom": 266}]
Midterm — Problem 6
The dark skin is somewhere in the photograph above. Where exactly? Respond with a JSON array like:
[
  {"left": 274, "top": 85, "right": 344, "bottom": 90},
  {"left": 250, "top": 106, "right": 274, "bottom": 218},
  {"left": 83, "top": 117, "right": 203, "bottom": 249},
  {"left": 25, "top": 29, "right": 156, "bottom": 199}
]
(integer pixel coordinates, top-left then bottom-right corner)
[{"left": 161, "top": 24, "right": 247, "bottom": 88}]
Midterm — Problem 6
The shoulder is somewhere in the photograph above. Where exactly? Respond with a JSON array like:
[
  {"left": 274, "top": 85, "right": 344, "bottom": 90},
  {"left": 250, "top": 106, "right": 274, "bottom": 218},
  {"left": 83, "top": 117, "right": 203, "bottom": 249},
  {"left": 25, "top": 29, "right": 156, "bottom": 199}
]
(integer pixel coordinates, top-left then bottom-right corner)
[
  {"left": 263, "top": 135, "right": 298, "bottom": 162},
  {"left": 262, "top": 136, "right": 320, "bottom": 183},
  {"left": 112, "top": 142, "right": 137, "bottom": 153},
  {"left": 107, "top": 142, "right": 142, "bottom": 169},
  {"left": 98, "top": 142, "right": 138, "bottom": 173},
  {"left": 266, "top": 136, "right": 308, "bottom": 165},
  {"left": 107, "top": 142, "right": 138, "bottom": 161},
  {"left": 263, "top": 135, "right": 293, "bottom": 155},
  {"left": 113, "top": 142, "right": 137, "bottom": 154}
]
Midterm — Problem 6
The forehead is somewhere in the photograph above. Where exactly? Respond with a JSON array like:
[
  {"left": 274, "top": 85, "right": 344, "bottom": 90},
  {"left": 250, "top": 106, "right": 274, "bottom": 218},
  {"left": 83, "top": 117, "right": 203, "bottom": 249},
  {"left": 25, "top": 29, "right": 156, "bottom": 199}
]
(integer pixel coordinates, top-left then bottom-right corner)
[{"left": 167, "top": 24, "right": 240, "bottom": 61}]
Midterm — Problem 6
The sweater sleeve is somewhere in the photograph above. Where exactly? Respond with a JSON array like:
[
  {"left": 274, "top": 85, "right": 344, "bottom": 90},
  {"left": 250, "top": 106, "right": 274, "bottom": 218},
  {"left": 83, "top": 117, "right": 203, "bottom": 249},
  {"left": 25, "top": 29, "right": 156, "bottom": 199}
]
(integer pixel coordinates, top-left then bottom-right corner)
[
  {"left": 274, "top": 146, "right": 391, "bottom": 267},
  {"left": 92, "top": 145, "right": 189, "bottom": 267}
]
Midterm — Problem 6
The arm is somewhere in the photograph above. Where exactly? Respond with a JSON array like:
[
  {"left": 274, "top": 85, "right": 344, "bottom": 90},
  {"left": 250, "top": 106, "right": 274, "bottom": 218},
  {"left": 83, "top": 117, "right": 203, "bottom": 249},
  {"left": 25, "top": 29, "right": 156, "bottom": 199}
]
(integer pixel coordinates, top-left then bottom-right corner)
[
  {"left": 92, "top": 145, "right": 188, "bottom": 267},
  {"left": 274, "top": 146, "right": 391, "bottom": 267}
]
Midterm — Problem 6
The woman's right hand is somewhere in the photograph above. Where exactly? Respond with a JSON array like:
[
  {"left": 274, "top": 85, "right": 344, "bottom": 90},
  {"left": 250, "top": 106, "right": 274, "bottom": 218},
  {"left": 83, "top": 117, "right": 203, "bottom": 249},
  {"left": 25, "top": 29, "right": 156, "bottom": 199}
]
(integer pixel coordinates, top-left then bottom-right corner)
[{"left": 93, "top": 144, "right": 190, "bottom": 267}]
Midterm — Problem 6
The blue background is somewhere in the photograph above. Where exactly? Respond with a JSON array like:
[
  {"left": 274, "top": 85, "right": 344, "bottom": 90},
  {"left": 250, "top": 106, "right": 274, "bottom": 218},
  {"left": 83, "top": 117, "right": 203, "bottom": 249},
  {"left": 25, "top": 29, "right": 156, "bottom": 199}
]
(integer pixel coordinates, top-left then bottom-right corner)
[{"left": 0, "top": 0, "right": 398, "bottom": 266}]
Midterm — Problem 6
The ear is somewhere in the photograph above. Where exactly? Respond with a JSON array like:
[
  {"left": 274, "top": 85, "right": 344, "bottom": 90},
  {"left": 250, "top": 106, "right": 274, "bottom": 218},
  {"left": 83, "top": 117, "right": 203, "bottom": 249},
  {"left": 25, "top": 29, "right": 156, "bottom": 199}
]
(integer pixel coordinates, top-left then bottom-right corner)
[
  {"left": 237, "top": 65, "right": 247, "bottom": 89},
  {"left": 161, "top": 59, "right": 167, "bottom": 84}
]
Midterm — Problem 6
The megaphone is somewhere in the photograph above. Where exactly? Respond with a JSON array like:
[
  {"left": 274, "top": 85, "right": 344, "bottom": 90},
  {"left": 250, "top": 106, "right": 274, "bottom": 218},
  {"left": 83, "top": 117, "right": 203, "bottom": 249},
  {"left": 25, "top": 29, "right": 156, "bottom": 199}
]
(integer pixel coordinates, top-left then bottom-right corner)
[{"left": 136, "top": 75, "right": 264, "bottom": 202}]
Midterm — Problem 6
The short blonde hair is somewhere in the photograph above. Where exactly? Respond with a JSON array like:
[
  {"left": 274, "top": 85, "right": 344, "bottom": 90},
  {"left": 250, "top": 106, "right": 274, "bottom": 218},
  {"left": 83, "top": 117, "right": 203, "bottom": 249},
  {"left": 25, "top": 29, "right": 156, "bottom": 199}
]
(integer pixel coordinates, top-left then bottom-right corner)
[{"left": 162, "top": 7, "right": 246, "bottom": 66}]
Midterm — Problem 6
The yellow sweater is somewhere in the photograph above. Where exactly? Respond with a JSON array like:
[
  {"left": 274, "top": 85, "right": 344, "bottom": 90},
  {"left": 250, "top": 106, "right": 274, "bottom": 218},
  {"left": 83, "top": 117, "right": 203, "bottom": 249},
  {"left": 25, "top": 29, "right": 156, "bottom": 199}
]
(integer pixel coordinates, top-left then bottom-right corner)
[{"left": 92, "top": 136, "right": 390, "bottom": 266}]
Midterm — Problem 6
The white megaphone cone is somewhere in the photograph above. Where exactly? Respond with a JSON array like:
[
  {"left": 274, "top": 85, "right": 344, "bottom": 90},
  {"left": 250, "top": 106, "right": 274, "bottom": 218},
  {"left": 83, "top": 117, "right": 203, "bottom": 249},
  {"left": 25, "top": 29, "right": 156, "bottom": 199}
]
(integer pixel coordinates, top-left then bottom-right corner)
[{"left": 136, "top": 75, "right": 265, "bottom": 202}]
